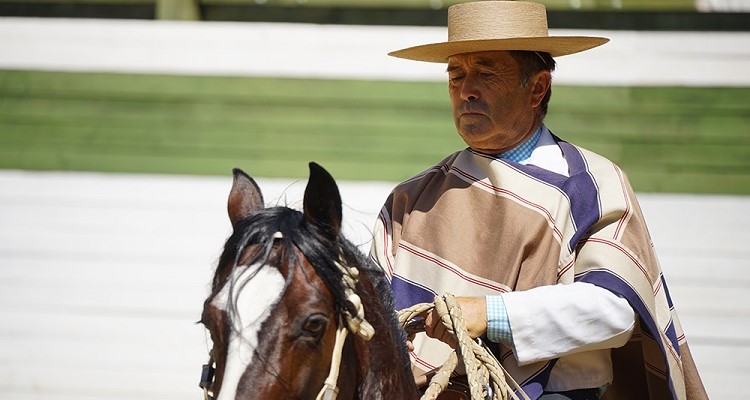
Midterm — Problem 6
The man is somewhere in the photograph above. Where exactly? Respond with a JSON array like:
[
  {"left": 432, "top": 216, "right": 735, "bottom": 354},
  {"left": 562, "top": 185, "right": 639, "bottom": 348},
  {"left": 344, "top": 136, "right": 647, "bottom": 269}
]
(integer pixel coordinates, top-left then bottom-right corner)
[{"left": 369, "top": 1, "right": 707, "bottom": 399}]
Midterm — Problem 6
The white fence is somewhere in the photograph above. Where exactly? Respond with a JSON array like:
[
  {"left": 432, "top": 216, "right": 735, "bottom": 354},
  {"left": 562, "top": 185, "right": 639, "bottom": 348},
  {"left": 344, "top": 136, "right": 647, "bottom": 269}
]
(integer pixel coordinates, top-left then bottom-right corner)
[{"left": 1, "top": 18, "right": 750, "bottom": 86}]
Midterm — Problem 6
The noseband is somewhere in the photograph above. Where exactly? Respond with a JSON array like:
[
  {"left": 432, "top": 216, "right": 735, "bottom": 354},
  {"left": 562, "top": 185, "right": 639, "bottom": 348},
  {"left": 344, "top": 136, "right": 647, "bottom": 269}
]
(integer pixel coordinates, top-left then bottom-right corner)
[{"left": 200, "top": 232, "right": 374, "bottom": 400}]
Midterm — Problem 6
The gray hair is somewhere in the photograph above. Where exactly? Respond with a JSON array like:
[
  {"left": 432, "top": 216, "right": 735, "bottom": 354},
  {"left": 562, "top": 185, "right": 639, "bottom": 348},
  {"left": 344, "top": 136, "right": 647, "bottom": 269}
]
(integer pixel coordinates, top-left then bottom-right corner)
[{"left": 510, "top": 50, "right": 556, "bottom": 119}]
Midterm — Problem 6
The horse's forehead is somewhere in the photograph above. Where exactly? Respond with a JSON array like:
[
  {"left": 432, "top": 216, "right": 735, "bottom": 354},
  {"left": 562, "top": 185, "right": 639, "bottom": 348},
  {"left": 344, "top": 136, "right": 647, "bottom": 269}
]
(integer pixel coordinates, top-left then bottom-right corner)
[
  {"left": 211, "top": 262, "right": 286, "bottom": 400},
  {"left": 210, "top": 262, "right": 285, "bottom": 319}
]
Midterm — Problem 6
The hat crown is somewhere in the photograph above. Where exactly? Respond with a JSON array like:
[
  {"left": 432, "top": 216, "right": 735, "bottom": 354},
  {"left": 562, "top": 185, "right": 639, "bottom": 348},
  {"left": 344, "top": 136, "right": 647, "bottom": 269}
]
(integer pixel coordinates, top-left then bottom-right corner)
[{"left": 448, "top": 1, "right": 549, "bottom": 42}]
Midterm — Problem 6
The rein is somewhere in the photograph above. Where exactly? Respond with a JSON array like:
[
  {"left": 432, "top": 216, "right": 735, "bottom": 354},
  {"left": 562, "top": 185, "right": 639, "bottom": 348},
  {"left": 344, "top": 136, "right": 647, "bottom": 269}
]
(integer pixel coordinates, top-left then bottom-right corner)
[{"left": 398, "top": 294, "right": 531, "bottom": 400}]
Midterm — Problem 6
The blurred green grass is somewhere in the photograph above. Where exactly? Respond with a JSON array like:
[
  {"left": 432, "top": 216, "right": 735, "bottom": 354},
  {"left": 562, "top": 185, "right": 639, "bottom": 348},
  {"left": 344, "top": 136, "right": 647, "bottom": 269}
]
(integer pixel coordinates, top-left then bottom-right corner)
[{"left": 1, "top": 69, "right": 748, "bottom": 193}]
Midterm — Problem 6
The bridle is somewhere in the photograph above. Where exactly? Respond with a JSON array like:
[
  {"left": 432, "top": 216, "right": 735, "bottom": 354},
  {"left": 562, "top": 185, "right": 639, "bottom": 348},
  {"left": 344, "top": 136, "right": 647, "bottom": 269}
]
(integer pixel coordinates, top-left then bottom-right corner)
[
  {"left": 199, "top": 232, "right": 374, "bottom": 400},
  {"left": 199, "top": 355, "right": 216, "bottom": 400}
]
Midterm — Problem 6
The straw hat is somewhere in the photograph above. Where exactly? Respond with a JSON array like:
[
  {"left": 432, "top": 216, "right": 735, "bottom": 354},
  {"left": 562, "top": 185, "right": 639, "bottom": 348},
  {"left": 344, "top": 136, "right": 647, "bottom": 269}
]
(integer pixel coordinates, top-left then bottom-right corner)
[{"left": 389, "top": 1, "right": 609, "bottom": 62}]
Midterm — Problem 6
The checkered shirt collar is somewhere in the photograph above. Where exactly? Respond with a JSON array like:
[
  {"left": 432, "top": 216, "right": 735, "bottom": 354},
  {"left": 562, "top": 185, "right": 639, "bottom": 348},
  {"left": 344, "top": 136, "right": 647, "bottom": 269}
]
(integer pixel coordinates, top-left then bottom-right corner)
[{"left": 498, "top": 126, "right": 543, "bottom": 163}]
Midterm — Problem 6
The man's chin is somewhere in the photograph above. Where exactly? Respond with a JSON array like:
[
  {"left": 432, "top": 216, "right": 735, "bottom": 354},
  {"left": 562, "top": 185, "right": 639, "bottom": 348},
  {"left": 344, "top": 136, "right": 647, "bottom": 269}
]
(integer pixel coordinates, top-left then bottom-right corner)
[{"left": 457, "top": 127, "right": 491, "bottom": 146}]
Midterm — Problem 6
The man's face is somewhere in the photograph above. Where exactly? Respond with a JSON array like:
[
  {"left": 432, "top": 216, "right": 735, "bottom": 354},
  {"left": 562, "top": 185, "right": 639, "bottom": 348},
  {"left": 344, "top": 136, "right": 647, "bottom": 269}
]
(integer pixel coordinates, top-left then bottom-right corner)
[{"left": 447, "top": 51, "right": 543, "bottom": 154}]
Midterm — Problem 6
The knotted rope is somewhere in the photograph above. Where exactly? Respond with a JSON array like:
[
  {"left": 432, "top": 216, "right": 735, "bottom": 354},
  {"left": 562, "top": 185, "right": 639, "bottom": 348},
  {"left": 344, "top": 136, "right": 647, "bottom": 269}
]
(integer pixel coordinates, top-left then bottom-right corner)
[
  {"left": 316, "top": 258, "right": 375, "bottom": 400},
  {"left": 397, "top": 293, "right": 531, "bottom": 400}
]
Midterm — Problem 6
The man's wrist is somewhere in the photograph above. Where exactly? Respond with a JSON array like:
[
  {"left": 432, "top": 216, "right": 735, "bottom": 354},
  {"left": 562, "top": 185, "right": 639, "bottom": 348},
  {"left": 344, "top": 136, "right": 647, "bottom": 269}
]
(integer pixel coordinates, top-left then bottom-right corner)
[{"left": 486, "top": 295, "right": 513, "bottom": 344}]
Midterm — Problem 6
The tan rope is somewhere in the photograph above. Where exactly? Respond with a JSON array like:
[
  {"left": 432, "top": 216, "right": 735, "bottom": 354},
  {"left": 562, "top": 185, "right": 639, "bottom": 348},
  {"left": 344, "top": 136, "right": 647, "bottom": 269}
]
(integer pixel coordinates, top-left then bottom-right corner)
[{"left": 397, "top": 293, "right": 531, "bottom": 400}]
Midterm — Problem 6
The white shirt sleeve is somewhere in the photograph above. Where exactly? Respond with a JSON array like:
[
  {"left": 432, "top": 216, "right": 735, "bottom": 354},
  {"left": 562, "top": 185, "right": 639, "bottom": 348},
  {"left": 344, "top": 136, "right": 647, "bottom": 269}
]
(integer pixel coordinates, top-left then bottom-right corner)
[{"left": 502, "top": 282, "right": 636, "bottom": 366}]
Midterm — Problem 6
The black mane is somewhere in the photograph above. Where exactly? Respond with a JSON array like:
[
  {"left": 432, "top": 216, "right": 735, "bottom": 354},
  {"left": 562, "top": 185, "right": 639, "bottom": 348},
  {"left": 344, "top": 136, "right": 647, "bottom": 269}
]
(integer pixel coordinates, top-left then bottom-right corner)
[
  {"left": 213, "top": 205, "right": 402, "bottom": 346},
  {"left": 213, "top": 206, "right": 342, "bottom": 315}
]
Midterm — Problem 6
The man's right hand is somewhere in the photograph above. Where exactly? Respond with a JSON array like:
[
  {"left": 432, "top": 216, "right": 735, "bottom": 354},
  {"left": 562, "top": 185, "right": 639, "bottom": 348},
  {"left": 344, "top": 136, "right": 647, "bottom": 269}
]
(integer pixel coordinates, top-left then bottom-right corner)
[{"left": 423, "top": 296, "right": 488, "bottom": 348}]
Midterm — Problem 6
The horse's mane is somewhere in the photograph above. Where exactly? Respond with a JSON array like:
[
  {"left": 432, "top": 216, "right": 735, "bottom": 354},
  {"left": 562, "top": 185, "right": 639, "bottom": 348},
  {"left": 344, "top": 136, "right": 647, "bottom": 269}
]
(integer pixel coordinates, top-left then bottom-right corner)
[
  {"left": 213, "top": 206, "right": 410, "bottom": 370},
  {"left": 213, "top": 206, "right": 345, "bottom": 316}
]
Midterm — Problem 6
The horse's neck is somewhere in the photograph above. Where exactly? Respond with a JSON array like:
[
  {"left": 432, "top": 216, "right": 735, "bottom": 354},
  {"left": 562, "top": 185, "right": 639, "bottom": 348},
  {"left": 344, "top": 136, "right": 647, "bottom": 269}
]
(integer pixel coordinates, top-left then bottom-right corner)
[
  {"left": 353, "top": 275, "right": 420, "bottom": 399},
  {"left": 355, "top": 336, "right": 420, "bottom": 400}
]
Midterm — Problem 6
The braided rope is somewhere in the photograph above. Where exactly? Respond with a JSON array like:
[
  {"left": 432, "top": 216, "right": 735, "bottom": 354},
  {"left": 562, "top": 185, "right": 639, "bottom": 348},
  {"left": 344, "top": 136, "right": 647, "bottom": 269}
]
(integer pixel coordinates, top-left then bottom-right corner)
[{"left": 397, "top": 294, "right": 531, "bottom": 400}]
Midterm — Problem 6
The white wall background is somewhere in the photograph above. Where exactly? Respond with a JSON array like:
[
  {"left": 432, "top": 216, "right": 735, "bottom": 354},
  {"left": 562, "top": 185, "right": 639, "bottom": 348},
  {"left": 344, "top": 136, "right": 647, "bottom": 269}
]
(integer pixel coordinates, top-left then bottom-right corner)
[{"left": 1, "top": 18, "right": 750, "bottom": 86}]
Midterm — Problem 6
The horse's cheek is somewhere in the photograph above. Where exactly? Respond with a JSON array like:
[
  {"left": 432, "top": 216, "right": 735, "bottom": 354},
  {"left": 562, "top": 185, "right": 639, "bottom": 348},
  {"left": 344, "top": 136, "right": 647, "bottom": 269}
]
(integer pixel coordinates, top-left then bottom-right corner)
[
  {"left": 285, "top": 332, "right": 337, "bottom": 398},
  {"left": 232, "top": 334, "right": 284, "bottom": 399}
]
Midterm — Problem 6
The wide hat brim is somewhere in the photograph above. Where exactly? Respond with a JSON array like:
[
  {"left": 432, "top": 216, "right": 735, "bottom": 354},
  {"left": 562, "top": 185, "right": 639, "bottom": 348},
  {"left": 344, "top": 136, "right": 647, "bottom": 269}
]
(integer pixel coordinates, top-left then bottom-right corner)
[
  {"left": 389, "top": 36, "right": 610, "bottom": 62},
  {"left": 389, "top": 1, "right": 609, "bottom": 63}
]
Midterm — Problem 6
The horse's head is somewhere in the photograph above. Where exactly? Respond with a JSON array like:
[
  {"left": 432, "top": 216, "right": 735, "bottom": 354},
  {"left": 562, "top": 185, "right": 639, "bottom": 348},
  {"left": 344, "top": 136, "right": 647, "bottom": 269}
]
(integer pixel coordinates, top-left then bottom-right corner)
[{"left": 199, "top": 163, "right": 416, "bottom": 400}]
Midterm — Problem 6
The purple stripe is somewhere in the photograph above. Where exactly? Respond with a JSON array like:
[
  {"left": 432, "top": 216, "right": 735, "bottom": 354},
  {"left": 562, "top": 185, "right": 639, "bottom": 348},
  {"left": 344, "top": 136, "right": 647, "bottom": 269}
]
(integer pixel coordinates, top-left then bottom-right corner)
[
  {"left": 659, "top": 275, "right": 680, "bottom": 350},
  {"left": 556, "top": 141, "right": 602, "bottom": 252},
  {"left": 661, "top": 274, "right": 675, "bottom": 309},
  {"left": 664, "top": 319, "right": 678, "bottom": 353},
  {"left": 520, "top": 360, "right": 557, "bottom": 400},
  {"left": 510, "top": 139, "right": 601, "bottom": 253},
  {"left": 575, "top": 269, "right": 680, "bottom": 399},
  {"left": 390, "top": 275, "right": 437, "bottom": 311}
]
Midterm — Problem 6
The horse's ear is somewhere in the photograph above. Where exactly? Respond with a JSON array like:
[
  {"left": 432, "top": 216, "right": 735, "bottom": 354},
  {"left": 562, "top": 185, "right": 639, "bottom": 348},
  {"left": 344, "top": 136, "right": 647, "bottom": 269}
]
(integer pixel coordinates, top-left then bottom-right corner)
[
  {"left": 303, "top": 162, "right": 342, "bottom": 241},
  {"left": 227, "top": 168, "right": 264, "bottom": 228}
]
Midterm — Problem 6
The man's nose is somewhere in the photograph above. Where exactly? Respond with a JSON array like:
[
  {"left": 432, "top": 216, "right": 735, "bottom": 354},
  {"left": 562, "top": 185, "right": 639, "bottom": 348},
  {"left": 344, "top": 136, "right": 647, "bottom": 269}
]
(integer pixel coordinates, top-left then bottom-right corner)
[{"left": 459, "top": 74, "right": 481, "bottom": 102}]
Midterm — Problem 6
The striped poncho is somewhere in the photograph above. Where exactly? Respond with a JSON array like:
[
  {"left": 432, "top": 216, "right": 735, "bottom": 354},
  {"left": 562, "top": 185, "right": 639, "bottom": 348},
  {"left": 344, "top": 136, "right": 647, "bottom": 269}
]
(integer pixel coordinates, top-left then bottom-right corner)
[{"left": 370, "top": 141, "right": 707, "bottom": 399}]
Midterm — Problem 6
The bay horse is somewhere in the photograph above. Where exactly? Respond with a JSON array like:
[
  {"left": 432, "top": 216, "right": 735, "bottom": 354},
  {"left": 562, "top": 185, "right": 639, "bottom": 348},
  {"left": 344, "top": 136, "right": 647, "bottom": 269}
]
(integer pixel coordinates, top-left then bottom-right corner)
[{"left": 199, "top": 163, "right": 421, "bottom": 400}]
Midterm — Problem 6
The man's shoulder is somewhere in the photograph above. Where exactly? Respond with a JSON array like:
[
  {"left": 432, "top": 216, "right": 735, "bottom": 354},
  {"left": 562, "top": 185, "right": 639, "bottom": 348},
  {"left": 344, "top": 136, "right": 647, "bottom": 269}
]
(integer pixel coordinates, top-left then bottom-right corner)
[
  {"left": 571, "top": 142, "right": 614, "bottom": 164},
  {"left": 395, "top": 149, "right": 467, "bottom": 188},
  {"left": 556, "top": 137, "right": 638, "bottom": 202},
  {"left": 555, "top": 136, "right": 622, "bottom": 174}
]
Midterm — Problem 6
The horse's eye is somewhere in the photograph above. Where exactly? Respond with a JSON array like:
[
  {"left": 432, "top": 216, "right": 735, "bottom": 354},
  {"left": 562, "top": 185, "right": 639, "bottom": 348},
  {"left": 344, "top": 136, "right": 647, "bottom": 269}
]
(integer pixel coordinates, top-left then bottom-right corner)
[{"left": 302, "top": 314, "right": 328, "bottom": 337}]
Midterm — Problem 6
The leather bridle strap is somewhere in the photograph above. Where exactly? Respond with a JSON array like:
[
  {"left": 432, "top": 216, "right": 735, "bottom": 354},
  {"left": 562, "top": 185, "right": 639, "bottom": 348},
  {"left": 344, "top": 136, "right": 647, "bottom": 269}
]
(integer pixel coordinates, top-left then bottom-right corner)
[
  {"left": 315, "top": 321, "right": 350, "bottom": 400},
  {"left": 200, "top": 356, "right": 216, "bottom": 400},
  {"left": 313, "top": 258, "right": 375, "bottom": 400}
]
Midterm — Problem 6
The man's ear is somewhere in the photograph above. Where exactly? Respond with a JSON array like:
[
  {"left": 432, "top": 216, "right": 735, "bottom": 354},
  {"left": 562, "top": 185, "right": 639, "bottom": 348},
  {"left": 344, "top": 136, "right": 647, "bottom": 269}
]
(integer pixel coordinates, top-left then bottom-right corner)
[{"left": 530, "top": 70, "right": 552, "bottom": 109}]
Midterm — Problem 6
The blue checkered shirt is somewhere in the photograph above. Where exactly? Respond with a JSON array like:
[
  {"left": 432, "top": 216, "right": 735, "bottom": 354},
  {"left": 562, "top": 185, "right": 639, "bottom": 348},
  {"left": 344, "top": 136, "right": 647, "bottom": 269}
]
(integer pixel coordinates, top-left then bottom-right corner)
[
  {"left": 486, "top": 295, "right": 513, "bottom": 344},
  {"left": 497, "top": 126, "right": 542, "bottom": 163}
]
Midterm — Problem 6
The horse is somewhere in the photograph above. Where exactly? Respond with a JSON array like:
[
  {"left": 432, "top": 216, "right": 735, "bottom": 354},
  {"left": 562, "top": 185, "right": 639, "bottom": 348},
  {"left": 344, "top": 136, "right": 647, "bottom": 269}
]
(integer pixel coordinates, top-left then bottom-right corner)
[{"left": 199, "top": 162, "right": 422, "bottom": 400}]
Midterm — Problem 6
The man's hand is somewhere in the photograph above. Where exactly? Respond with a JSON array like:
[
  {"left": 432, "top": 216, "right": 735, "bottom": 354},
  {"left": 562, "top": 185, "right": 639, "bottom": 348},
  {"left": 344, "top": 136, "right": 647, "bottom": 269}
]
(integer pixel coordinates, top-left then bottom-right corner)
[{"left": 423, "top": 296, "right": 488, "bottom": 347}]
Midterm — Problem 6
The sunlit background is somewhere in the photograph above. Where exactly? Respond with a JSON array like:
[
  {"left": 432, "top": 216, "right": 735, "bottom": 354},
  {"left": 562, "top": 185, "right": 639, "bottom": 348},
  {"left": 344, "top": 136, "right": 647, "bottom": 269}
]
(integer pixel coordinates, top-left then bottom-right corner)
[{"left": 0, "top": 0, "right": 748, "bottom": 399}]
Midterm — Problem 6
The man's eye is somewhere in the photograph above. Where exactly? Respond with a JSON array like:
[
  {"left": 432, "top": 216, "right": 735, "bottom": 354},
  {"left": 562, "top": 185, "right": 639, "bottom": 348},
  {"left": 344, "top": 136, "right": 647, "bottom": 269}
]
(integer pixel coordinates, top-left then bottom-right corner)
[{"left": 450, "top": 75, "right": 465, "bottom": 84}]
